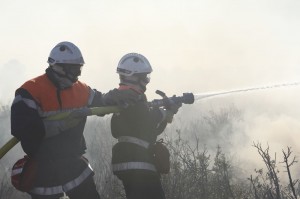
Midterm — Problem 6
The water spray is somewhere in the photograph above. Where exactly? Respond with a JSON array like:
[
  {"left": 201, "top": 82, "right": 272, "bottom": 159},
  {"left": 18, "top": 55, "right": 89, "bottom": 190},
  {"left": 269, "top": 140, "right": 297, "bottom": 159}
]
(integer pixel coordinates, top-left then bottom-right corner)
[
  {"left": 150, "top": 82, "right": 300, "bottom": 107},
  {"left": 1, "top": 81, "right": 299, "bottom": 160}
]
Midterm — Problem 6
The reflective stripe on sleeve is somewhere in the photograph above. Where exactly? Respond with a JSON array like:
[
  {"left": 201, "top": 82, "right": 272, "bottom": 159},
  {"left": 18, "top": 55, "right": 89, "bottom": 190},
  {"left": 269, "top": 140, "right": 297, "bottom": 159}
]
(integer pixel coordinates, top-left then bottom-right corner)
[
  {"left": 118, "top": 136, "right": 150, "bottom": 149},
  {"left": 13, "top": 95, "right": 37, "bottom": 110},
  {"left": 87, "top": 88, "right": 96, "bottom": 106},
  {"left": 112, "top": 162, "right": 157, "bottom": 172},
  {"left": 30, "top": 164, "right": 93, "bottom": 196}
]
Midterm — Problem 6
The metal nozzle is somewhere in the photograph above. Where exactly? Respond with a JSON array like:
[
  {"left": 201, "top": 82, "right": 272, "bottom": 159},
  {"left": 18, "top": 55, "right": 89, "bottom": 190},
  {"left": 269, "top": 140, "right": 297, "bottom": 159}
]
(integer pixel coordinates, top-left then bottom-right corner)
[{"left": 181, "top": 93, "right": 194, "bottom": 104}]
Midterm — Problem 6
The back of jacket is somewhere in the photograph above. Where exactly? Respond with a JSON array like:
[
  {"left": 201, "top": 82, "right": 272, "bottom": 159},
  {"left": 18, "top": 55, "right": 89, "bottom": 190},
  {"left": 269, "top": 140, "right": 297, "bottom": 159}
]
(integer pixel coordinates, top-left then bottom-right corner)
[
  {"left": 111, "top": 97, "right": 167, "bottom": 167},
  {"left": 11, "top": 72, "right": 108, "bottom": 195},
  {"left": 11, "top": 73, "right": 92, "bottom": 160}
]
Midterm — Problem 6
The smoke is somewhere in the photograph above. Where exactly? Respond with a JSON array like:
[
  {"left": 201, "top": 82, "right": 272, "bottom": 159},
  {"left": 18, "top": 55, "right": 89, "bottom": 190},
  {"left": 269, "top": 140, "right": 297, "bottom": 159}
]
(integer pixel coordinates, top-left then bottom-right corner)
[
  {"left": 1, "top": 0, "right": 300, "bottom": 185},
  {"left": 165, "top": 86, "right": 300, "bottom": 182},
  {"left": 0, "top": 60, "right": 27, "bottom": 104}
]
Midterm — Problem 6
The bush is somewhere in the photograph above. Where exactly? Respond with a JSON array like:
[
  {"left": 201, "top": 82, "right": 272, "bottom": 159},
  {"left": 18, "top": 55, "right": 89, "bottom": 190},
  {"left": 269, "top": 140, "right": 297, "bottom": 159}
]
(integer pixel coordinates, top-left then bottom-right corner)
[{"left": 0, "top": 105, "right": 299, "bottom": 199}]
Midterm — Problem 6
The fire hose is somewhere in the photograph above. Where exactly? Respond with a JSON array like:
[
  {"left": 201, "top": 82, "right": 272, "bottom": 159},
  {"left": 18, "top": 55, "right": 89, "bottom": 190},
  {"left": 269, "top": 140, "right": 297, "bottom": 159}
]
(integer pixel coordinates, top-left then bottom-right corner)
[{"left": 0, "top": 91, "right": 194, "bottom": 160}]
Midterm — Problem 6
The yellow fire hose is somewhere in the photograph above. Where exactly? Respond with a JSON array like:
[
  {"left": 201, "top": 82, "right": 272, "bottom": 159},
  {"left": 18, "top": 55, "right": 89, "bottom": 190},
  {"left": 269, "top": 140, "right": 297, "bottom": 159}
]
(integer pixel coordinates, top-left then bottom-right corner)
[
  {"left": 0, "top": 91, "right": 195, "bottom": 160},
  {"left": 0, "top": 106, "right": 120, "bottom": 160},
  {"left": 0, "top": 137, "right": 19, "bottom": 160}
]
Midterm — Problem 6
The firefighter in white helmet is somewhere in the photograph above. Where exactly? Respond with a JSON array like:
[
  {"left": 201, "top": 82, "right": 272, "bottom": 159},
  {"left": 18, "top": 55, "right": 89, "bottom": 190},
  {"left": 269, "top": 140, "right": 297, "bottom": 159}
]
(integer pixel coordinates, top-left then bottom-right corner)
[
  {"left": 110, "top": 53, "right": 182, "bottom": 199},
  {"left": 10, "top": 42, "right": 140, "bottom": 199}
]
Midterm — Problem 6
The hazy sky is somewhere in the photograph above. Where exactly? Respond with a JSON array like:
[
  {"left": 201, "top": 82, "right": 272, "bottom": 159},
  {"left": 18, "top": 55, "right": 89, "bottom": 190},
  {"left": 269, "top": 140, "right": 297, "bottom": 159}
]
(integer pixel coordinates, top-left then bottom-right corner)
[{"left": 1, "top": 0, "right": 300, "bottom": 176}]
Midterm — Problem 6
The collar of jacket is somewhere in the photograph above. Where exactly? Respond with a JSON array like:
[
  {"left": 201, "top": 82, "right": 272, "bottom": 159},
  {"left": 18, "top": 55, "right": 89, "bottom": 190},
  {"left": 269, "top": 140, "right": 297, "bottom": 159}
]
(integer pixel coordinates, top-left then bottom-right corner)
[
  {"left": 118, "top": 84, "right": 147, "bottom": 102},
  {"left": 46, "top": 67, "right": 73, "bottom": 89},
  {"left": 118, "top": 84, "right": 144, "bottom": 94}
]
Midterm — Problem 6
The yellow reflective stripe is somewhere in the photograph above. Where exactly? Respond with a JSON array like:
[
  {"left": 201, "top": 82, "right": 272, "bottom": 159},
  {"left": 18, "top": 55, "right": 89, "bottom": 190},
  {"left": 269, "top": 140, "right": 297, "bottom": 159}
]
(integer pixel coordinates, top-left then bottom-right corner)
[
  {"left": 39, "top": 107, "right": 88, "bottom": 118},
  {"left": 30, "top": 164, "right": 93, "bottom": 196},
  {"left": 112, "top": 162, "right": 157, "bottom": 172}
]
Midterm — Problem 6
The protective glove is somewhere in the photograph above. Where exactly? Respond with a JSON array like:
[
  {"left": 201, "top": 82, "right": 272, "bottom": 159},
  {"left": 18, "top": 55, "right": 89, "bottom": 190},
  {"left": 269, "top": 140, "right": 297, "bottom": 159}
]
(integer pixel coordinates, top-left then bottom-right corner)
[
  {"left": 103, "top": 88, "right": 141, "bottom": 107},
  {"left": 165, "top": 95, "right": 182, "bottom": 114},
  {"left": 160, "top": 96, "right": 182, "bottom": 123}
]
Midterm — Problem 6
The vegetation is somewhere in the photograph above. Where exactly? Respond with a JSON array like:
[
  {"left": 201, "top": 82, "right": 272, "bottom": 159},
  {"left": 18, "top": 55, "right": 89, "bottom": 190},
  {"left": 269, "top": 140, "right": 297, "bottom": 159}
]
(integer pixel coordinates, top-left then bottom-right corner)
[{"left": 0, "top": 105, "right": 299, "bottom": 199}]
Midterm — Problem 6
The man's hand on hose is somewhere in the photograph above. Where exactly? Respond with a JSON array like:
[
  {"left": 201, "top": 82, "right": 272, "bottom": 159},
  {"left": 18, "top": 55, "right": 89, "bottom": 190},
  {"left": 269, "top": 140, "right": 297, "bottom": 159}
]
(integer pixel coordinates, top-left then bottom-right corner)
[
  {"left": 166, "top": 96, "right": 182, "bottom": 114},
  {"left": 162, "top": 96, "right": 182, "bottom": 123},
  {"left": 103, "top": 89, "right": 141, "bottom": 108}
]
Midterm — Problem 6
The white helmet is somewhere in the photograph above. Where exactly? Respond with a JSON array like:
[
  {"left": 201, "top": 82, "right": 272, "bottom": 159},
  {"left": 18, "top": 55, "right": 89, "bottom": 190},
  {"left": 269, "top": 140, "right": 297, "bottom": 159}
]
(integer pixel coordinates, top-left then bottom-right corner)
[
  {"left": 47, "top": 41, "right": 85, "bottom": 66},
  {"left": 117, "top": 53, "right": 152, "bottom": 76}
]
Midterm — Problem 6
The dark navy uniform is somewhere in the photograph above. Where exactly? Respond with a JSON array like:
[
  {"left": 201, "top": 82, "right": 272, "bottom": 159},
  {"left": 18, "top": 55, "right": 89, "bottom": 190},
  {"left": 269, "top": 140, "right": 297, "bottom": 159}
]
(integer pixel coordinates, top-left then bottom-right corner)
[
  {"left": 111, "top": 90, "right": 168, "bottom": 199},
  {"left": 11, "top": 70, "right": 106, "bottom": 199}
]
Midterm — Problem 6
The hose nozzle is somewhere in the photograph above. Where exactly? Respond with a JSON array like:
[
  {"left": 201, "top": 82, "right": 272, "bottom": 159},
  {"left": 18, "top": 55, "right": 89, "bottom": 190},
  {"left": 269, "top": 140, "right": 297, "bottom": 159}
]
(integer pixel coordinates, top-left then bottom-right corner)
[
  {"left": 149, "top": 90, "right": 194, "bottom": 107},
  {"left": 181, "top": 93, "right": 194, "bottom": 104}
]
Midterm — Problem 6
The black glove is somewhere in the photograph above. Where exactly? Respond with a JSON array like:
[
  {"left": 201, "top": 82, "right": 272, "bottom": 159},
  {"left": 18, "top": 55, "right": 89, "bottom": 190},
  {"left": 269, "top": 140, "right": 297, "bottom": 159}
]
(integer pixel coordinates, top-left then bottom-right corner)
[
  {"left": 166, "top": 96, "right": 182, "bottom": 114},
  {"left": 103, "top": 88, "right": 141, "bottom": 107}
]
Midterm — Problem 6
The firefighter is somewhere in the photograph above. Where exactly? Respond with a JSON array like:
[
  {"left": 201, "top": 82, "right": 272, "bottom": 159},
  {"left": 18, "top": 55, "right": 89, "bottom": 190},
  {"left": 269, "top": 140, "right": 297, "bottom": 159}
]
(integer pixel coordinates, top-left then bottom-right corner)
[
  {"left": 110, "top": 53, "right": 181, "bottom": 199},
  {"left": 10, "top": 42, "right": 140, "bottom": 199}
]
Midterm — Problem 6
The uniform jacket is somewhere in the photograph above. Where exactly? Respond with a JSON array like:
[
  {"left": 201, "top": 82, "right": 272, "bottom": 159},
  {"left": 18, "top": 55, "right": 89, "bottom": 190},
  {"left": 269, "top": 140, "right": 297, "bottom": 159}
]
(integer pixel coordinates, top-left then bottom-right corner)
[
  {"left": 11, "top": 72, "right": 107, "bottom": 196},
  {"left": 111, "top": 89, "right": 168, "bottom": 175}
]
